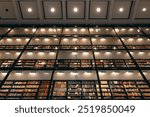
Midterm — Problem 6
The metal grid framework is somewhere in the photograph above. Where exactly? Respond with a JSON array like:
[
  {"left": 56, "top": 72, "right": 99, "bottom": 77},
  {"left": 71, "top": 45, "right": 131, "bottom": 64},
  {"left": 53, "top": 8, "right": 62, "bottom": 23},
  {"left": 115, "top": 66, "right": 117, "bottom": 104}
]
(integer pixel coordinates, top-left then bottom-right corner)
[{"left": 0, "top": 24, "right": 150, "bottom": 100}]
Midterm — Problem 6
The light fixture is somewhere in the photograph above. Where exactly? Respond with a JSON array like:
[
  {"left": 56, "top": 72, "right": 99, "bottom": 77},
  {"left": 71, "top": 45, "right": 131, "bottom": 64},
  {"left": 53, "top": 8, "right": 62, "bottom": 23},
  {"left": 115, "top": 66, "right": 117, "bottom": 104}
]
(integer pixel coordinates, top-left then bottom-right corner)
[
  {"left": 82, "top": 38, "right": 87, "bottom": 41},
  {"left": 50, "top": 7, "right": 55, "bottom": 13},
  {"left": 142, "top": 8, "right": 147, "bottom": 12},
  {"left": 57, "top": 71, "right": 64, "bottom": 74},
  {"left": 5, "top": 52, "right": 10, "bottom": 55},
  {"left": 73, "top": 7, "right": 78, "bottom": 12},
  {"left": 49, "top": 52, "right": 55, "bottom": 55},
  {"left": 24, "top": 28, "right": 28, "bottom": 31},
  {"left": 119, "top": 8, "right": 124, "bottom": 12},
  {"left": 40, "top": 28, "right": 45, "bottom": 32},
  {"left": 63, "top": 38, "right": 68, "bottom": 41},
  {"left": 129, "top": 28, "right": 133, "bottom": 31},
  {"left": 105, "top": 52, "right": 111, "bottom": 55},
  {"left": 32, "top": 28, "right": 36, "bottom": 32},
  {"left": 139, "top": 52, "right": 144, "bottom": 55},
  {"left": 115, "top": 29, "right": 119, "bottom": 32},
  {"left": 16, "top": 52, "right": 20, "bottom": 55},
  {"left": 96, "top": 7, "right": 101, "bottom": 12},
  {"left": 128, "top": 38, "right": 133, "bottom": 41},
  {"left": 72, "top": 52, "right": 77, "bottom": 55},
  {"left": 27, "top": 52, "right": 33, "bottom": 55},
  {"left": 38, "top": 52, "right": 44, "bottom": 55},
  {"left": 27, "top": 8, "right": 32, "bottom": 13},
  {"left": 71, "top": 72, "right": 78, "bottom": 75},
  {"left": 16, "top": 38, "right": 21, "bottom": 41},
  {"left": 81, "top": 28, "right": 85, "bottom": 32},
  {"left": 73, "top": 28, "right": 78, "bottom": 32},
  {"left": 138, "top": 38, "right": 143, "bottom": 41},
  {"left": 83, "top": 52, "right": 89, "bottom": 55},
  {"left": 101, "top": 38, "right": 106, "bottom": 41},
  {"left": 44, "top": 38, "right": 49, "bottom": 41},
  {"left": 121, "top": 28, "right": 126, "bottom": 31},
  {"left": 89, "top": 28, "right": 94, "bottom": 32}
]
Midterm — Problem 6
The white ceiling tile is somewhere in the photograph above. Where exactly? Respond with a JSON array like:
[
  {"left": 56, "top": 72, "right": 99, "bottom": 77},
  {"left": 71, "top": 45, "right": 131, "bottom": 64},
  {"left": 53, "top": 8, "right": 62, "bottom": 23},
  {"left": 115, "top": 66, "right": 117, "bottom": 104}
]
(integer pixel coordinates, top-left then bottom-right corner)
[
  {"left": 67, "top": 1, "right": 85, "bottom": 19},
  {"left": 112, "top": 0, "right": 132, "bottom": 19},
  {"left": 43, "top": 1, "right": 62, "bottom": 19},
  {"left": 89, "top": 1, "right": 108, "bottom": 19},
  {"left": 19, "top": 1, "right": 39, "bottom": 19},
  {"left": 0, "top": 2, "right": 16, "bottom": 19},
  {"left": 135, "top": 0, "right": 150, "bottom": 19}
]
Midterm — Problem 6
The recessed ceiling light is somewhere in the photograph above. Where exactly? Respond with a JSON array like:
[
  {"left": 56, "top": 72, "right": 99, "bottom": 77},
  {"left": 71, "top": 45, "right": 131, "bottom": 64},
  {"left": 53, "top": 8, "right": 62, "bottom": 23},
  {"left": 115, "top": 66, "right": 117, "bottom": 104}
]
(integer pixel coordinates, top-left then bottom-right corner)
[
  {"left": 50, "top": 8, "right": 55, "bottom": 13},
  {"left": 73, "top": 7, "right": 78, "bottom": 13},
  {"left": 27, "top": 8, "right": 32, "bottom": 13},
  {"left": 119, "top": 8, "right": 124, "bottom": 12},
  {"left": 142, "top": 8, "right": 147, "bottom": 12},
  {"left": 96, "top": 7, "right": 101, "bottom": 12}
]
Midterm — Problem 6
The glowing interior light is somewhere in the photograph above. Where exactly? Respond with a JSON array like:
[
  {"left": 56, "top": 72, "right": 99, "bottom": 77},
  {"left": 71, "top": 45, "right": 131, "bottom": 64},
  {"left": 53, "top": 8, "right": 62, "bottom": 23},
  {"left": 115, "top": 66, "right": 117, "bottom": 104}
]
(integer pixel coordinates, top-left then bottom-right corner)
[
  {"left": 121, "top": 28, "right": 126, "bottom": 31},
  {"left": 32, "top": 28, "right": 36, "bottom": 32},
  {"left": 48, "top": 28, "right": 53, "bottom": 31},
  {"left": 96, "top": 7, "right": 101, "bottom": 12},
  {"left": 89, "top": 28, "right": 94, "bottom": 32},
  {"left": 112, "top": 71, "right": 119, "bottom": 75},
  {"left": 63, "top": 38, "right": 68, "bottom": 41},
  {"left": 71, "top": 72, "right": 78, "bottom": 75},
  {"left": 83, "top": 52, "right": 89, "bottom": 55},
  {"left": 115, "top": 29, "right": 119, "bottom": 32},
  {"left": 27, "top": 8, "right": 32, "bottom": 13},
  {"left": 44, "top": 38, "right": 49, "bottom": 41},
  {"left": 101, "top": 38, "right": 106, "bottom": 41},
  {"left": 16, "top": 38, "right": 21, "bottom": 41},
  {"left": 142, "top": 8, "right": 147, "bottom": 12},
  {"left": 35, "top": 38, "right": 39, "bottom": 41},
  {"left": 24, "top": 28, "right": 29, "bottom": 31},
  {"left": 82, "top": 38, "right": 87, "bottom": 41},
  {"left": 72, "top": 52, "right": 77, "bottom": 55},
  {"left": 5, "top": 52, "right": 10, "bottom": 55},
  {"left": 81, "top": 28, "right": 85, "bottom": 32},
  {"left": 139, "top": 52, "right": 144, "bottom": 55},
  {"left": 49, "top": 52, "right": 55, "bottom": 55},
  {"left": 126, "top": 71, "right": 133, "bottom": 75},
  {"left": 57, "top": 72, "right": 64, "bottom": 74},
  {"left": 15, "top": 72, "right": 22, "bottom": 75},
  {"left": 73, "top": 7, "right": 78, "bottom": 12},
  {"left": 128, "top": 38, "right": 133, "bottom": 41},
  {"left": 73, "top": 38, "right": 77, "bottom": 41},
  {"left": 73, "top": 28, "right": 78, "bottom": 32},
  {"left": 40, "top": 28, "right": 45, "bottom": 32},
  {"left": 129, "top": 28, "right": 133, "bottom": 31},
  {"left": 50, "top": 8, "right": 55, "bottom": 13},
  {"left": 65, "top": 28, "right": 69, "bottom": 31},
  {"left": 105, "top": 28, "right": 109, "bottom": 31},
  {"left": 92, "top": 38, "right": 96, "bottom": 41},
  {"left": 38, "top": 52, "right": 44, "bottom": 55},
  {"left": 7, "top": 38, "right": 12, "bottom": 41},
  {"left": 119, "top": 8, "right": 124, "bottom": 12},
  {"left": 105, "top": 52, "right": 111, "bottom": 55},
  {"left": 138, "top": 38, "right": 143, "bottom": 41},
  {"left": 27, "top": 52, "right": 33, "bottom": 55}
]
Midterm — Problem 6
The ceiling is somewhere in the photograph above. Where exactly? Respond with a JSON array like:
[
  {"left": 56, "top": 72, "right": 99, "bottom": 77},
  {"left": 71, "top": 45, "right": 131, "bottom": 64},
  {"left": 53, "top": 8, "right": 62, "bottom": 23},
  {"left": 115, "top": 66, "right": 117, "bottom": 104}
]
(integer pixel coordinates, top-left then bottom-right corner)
[{"left": 0, "top": 0, "right": 150, "bottom": 25}]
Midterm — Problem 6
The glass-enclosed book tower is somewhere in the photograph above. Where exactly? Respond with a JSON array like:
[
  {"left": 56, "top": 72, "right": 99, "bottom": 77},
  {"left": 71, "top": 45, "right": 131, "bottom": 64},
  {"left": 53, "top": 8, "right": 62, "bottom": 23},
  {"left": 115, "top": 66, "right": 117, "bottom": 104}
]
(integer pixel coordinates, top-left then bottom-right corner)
[{"left": 0, "top": 25, "right": 150, "bottom": 100}]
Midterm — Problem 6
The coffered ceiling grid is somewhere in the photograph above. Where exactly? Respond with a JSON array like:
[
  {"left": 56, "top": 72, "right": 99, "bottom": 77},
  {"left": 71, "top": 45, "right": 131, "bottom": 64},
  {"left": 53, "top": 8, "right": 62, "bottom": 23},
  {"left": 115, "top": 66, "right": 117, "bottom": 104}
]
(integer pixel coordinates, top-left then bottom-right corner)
[{"left": 0, "top": 0, "right": 150, "bottom": 24}]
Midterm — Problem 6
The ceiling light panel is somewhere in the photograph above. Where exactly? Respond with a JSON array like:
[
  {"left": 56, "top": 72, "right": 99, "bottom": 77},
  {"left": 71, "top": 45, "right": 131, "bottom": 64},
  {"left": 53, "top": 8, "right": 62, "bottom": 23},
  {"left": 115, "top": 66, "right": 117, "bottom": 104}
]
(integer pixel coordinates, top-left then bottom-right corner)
[
  {"left": 135, "top": 1, "right": 150, "bottom": 19},
  {"left": 112, "top": 0, "right": 132, "bottom": 19},
  {"left": 0, "top": 1, "right": 16, "bottom": 19},
  {"left": 89, "top": 1, "right": 108, "bottom": 19},
  {"left": 19, "top": 1, "right": 39, "bottom": 19},
  {"left": 67, "top": 1, "right": 85, "bottom": 19},
  {"left": 43, "top": 1, "right": 62, "bottom": 19}
]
